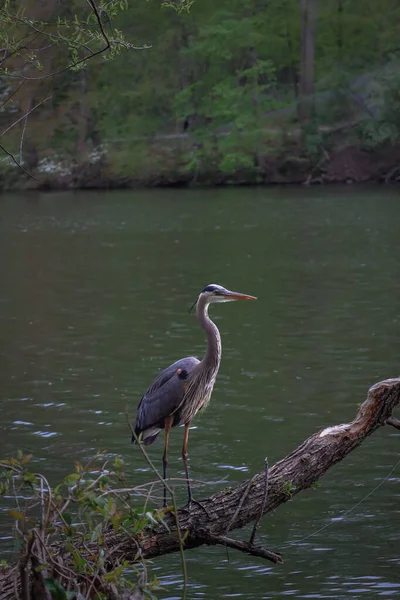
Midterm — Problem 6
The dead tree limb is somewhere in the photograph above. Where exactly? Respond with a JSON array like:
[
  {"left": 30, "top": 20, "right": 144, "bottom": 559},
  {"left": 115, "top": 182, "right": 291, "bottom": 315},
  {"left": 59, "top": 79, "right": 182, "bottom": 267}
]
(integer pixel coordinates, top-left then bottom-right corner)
[{"left": 0, "top": 377, "right": 399, "bottom": 599}]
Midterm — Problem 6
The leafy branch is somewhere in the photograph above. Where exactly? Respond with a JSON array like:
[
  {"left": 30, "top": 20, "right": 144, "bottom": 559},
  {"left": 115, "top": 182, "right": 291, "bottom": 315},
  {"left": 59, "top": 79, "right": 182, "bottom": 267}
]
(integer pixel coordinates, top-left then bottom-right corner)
[
  {"left": 0, "top": 0, "right": 138, "bottom": 176},
  {"left": 0, "top": 449, "right": 180, "bottom": 599}
]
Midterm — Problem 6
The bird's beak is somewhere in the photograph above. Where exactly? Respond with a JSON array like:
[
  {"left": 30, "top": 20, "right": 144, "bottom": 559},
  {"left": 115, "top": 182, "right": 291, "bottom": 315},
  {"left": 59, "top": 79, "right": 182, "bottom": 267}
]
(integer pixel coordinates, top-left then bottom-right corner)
[{"left": 223, "top": 290, "right": 257, "bottom": 301}]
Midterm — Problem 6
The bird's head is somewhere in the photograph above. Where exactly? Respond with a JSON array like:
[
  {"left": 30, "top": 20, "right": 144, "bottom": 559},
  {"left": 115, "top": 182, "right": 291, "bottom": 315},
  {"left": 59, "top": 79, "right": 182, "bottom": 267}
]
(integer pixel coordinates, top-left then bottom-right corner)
[
  {"left": 199, "top": 283, "right": 257, "bottom": 305},
  {"left": 189, "top": 284, "right": 257, "bottom": 313}
]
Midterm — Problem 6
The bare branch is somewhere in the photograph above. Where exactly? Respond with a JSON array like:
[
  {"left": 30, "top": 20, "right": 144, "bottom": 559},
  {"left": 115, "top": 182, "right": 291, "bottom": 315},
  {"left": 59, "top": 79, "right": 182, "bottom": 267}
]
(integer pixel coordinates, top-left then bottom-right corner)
[
  {"left": 19, "top": 99, "right": 30, "bottom": 167},
  {"left": 2, "top": 1, "right": 112, "bottom": 82},
  {"left": 0, "top": 143, "right": 36, "bottom": 179},
  {"left": 85, "top": 0, "right": 111, "bottom": 49},
  {"left": 0, "top": 30, "right": 40, "bottom": 66},
  {"left": 0, "top": 82, "right": 24, "bottom": 110},
  {"left": 1, "top": 93, "right": 52, "bottom": 138},
  {"left": 202, "top": 532, "right": 282, "bottom": 564}
]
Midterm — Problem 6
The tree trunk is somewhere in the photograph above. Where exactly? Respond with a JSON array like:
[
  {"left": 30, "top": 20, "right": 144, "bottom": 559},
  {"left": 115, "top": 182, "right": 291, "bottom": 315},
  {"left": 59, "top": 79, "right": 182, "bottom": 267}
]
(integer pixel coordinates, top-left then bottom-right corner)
[
  {"left": 298, "top": 0, "right": 318, "bottom": 122},
  {"left": 1, "top": 377, "right": 399, "bottom": 599},
  {"left": 337, "top": 0, "right": 343, "bottom": 61},
  {"left": 77, "top": 67, "right": 89, "bottom": 157}
]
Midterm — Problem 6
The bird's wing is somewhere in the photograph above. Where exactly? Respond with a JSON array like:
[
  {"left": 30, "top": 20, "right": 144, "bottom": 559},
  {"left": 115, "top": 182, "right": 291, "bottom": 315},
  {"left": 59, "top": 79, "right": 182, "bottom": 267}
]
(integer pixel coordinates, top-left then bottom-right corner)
[{"left": 135, "top": 356, "right": 200, "bottom": 436}]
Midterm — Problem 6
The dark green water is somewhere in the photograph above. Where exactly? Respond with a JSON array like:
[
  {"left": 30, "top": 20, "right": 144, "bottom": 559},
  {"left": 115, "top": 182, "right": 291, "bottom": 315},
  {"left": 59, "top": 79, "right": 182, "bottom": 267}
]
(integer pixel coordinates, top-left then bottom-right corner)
[{"left": 1, "top": 187, "right": 400, "bottom": 599}]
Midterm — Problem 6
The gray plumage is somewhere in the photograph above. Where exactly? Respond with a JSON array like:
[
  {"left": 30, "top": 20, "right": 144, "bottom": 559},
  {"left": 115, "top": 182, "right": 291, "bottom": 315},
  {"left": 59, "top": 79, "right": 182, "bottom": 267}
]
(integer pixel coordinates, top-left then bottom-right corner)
[{"left": 135, "top": 356, "right": 200, "bottom": 444}]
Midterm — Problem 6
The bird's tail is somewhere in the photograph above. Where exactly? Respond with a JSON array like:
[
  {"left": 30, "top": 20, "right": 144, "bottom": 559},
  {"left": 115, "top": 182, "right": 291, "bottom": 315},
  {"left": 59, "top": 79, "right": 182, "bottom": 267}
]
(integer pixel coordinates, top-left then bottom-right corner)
[{"left": 132, "top": 426, "right": 161, "bottom": 446}]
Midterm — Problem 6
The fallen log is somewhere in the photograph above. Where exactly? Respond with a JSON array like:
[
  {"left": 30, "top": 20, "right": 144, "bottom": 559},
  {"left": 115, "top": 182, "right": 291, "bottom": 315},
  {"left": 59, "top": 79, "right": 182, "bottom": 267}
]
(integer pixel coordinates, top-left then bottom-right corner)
[{"left": 1, "top": 377, "right": 399, "bottom": 599}]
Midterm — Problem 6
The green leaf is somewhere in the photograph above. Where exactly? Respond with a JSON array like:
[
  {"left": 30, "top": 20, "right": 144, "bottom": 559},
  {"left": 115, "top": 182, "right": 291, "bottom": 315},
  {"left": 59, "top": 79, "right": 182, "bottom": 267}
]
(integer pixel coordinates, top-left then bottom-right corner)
[
  {"left": 21, "top": 453, "right": 33, "bottom": 464},
  {"left": 71, "top": 550, "right": 86, "bottom": 572},
  {"left": 44, "top": 578, "right": 68, "bottom": 600},
  {"left": 63, "top": 473, "right": 80, "bottom": 486},
  {"left": 8, "top": 509, "right": 25, "bottom": 521},
  {"left": 90, "top": 522, "right": 103, "bottom": 543},
  {"left": 23, "top": 472, "right": 38, "bottom": 485},
  {"left": 63, "top": 512, "right": 72, "bottom": 526}
]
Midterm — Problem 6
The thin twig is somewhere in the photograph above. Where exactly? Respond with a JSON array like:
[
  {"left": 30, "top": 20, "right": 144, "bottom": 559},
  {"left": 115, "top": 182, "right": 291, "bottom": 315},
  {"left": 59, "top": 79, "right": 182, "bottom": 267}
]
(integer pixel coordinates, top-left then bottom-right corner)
[
  {"left": 11, "top": 18, "right": 93, "bottom": 55},
  {"left": 142, "top": 481, "right": 157, "bottom": 515},
  {"left": 125, "top": 410, "right": 188, "bottom": 600},
  {"left": 85, "top": 566, "right": 101, "bottom": 600},
  {"left": 249, "top": 457, "right": 269, "bottom": 546},
  {"left": 0, "top": 461, "right": 20, "bottom": 473},
  {"left": 225, "top": 474, "right": 257, "bottom": 534},
  {"left": 19, "top": 99, "right": 30, "bottom": 167},
  {"left": 203, "top": 533, "right": 282, "bottom": 564},
  {"left": 0, "top": 28, "right": 41, "bottom": 65},
  {"left": 125, "top": 412, "right": 173, "bottom": 498},
  {"left": 0, "top": 89, "right": 51, "bottom": 179},
  {"left": 97, "top": 474, "right": 225, "bottom": 496},
  {"left": 0, "top": 143, "right": 35, "bottom": 178},
  {"left": 40, "top": 477, "right": 45, "bottom": 526},
  {"left": 3, "top": 0, "right": 111, "bottom": 81},
  {"left": 77, "top": 461, "right": 109, "bottom": 500},
  {"left": 19, "top": 533, "right": 35, "bottom": 600},
  {"left": 35, "top": 532, "right": 95, "bottom": 592},
  {"left": 2, "top": 49, "right": 104, "bottom": 80},
  {"left": 34, "top": 473, "right": 52, "bottom": 530},
  {"left": 1, "top": 93, "right": 52, "bottom": 137},
  {"left": 0, "top": 81, "right": 24, "bottom": 110}
]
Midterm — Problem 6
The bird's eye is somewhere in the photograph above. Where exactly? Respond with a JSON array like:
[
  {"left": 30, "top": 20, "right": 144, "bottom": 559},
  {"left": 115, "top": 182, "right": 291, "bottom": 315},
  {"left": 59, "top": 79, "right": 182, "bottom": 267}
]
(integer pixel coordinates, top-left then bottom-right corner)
[{"left": 213, "top": 290, "right": 221, "bottom": 295}]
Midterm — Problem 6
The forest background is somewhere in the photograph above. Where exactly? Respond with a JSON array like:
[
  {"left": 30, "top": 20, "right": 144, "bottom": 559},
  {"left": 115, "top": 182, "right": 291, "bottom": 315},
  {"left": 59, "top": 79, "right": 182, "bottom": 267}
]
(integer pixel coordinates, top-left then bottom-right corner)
[{"left": 1, "top": 0, "right": 400, "bottom": 188}]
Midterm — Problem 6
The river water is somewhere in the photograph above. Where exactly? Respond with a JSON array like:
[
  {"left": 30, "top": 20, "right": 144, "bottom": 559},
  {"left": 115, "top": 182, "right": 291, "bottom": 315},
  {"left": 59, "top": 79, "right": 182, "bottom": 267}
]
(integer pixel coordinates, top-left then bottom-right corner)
[{"left": 1, "top": 186, "right": 399, "bottom": 599}]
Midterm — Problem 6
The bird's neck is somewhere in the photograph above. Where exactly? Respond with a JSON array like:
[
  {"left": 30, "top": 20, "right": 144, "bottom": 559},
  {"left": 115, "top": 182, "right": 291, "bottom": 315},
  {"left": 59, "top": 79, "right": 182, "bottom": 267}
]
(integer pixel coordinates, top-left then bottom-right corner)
[{"left": 196, "top": 296, "right": 222, "bottom": 370}]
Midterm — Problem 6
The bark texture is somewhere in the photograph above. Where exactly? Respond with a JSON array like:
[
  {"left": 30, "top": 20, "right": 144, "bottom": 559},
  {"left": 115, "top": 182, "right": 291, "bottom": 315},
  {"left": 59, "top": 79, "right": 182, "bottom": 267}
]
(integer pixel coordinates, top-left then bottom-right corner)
[{"left": 1, "top": 377, "right": 399, "bottom": 599}]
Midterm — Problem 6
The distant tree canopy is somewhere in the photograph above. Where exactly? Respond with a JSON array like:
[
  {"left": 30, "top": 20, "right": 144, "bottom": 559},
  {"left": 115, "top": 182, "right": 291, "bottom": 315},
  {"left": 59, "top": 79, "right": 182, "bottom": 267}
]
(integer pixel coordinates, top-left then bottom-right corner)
[
  {"left": 1, "top": 0, "right": 400, "bottom": 184},
  {"left": 0, "top": 0, "right": 189, "bottom": 168}
]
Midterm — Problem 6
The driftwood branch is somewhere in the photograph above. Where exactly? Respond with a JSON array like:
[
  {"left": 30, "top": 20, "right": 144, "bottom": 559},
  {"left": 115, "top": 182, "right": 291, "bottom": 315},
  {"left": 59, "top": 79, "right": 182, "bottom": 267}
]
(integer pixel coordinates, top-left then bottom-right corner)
[{"left": 0, "top": 377, "right": 399, "bottom": 599}]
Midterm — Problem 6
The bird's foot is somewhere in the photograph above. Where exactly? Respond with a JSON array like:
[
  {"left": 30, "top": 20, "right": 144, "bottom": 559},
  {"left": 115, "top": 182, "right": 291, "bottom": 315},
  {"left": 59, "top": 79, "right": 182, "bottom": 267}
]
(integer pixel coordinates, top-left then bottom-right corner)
[{"left": 183, "top": 497, "right": 211, "bottom": 518}]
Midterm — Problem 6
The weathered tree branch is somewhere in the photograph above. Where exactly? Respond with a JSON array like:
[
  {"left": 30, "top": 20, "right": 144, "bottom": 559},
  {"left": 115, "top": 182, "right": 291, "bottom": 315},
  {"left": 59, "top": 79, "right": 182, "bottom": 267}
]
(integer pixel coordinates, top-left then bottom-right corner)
[{"left": 0, "top": 377, "right": 399, "bottom": 599}]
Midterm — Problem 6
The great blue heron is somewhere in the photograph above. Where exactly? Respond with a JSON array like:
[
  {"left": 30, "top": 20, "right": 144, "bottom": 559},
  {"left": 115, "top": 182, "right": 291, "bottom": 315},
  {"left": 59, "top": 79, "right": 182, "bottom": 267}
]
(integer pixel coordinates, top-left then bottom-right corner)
[{"left": 133, "top": 284, "right": 257, "bottom": 507}]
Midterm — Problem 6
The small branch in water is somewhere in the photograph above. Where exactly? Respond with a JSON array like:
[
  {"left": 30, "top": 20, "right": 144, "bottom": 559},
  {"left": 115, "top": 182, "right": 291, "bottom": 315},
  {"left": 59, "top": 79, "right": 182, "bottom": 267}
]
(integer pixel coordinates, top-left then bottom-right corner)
[{"left": 202, "top": 532, "right": 282, "bottom": 564}]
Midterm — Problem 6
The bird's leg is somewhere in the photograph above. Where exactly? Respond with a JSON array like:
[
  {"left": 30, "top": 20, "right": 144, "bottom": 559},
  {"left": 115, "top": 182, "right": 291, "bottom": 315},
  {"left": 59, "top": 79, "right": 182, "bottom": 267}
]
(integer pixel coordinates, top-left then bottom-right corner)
[
  {"left": 182, "top": 422, "right": 211, "bottom": 517},
  {"left": 162, "top": 416, "right": 173, "bottom": 508}
]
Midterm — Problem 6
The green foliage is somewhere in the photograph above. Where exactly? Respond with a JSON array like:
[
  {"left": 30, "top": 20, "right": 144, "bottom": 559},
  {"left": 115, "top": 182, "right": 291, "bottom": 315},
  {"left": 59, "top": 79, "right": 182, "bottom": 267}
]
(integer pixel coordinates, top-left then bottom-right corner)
[
  {"left": 3, "top": 0, "right": 400, "bottom": 184},
  {"left": 281, "top": 478, "right": 297, "bottom": 498},
  {"left": 0, "top": 0, "right": 133, "bottom": 78},
  {"left": 355, "top": 59, "right": 400, "bottom": 148},
  {"left": 0, "top": 451, "right": 166, "bottom": 598}
]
